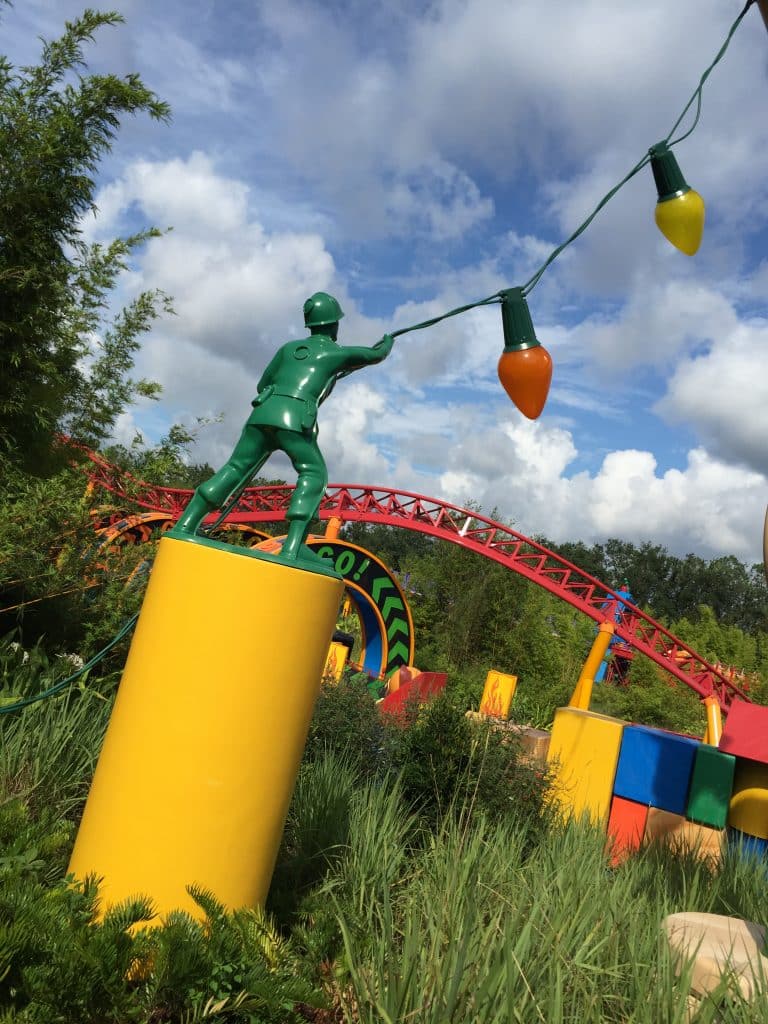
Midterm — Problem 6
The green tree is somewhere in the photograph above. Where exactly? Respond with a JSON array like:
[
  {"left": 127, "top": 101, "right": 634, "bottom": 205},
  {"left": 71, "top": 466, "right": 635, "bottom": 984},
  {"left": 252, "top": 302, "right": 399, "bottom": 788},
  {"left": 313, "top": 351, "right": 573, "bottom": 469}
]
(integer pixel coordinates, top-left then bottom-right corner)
[{"left": 0, "top": 7, "right": 171, "bottom": 473}]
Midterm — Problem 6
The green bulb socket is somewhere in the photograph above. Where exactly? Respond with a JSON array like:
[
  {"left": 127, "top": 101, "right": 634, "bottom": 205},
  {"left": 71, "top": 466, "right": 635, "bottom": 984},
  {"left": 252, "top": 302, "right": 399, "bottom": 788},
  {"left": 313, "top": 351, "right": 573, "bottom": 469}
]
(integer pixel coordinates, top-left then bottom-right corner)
[
  {"left": 500, "top": 288, "right": 541, "bottom": 352},
  {"left": 649, "top": 141, "right": 691, "bottom": 203}
]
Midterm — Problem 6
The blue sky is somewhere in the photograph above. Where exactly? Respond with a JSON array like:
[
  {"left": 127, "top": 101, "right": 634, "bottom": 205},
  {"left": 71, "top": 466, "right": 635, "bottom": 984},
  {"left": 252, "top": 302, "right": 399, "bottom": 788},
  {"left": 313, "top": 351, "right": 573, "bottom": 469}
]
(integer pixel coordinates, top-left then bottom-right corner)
[{"left": 4, "top": 0, "right": 768, "bottom": 561}]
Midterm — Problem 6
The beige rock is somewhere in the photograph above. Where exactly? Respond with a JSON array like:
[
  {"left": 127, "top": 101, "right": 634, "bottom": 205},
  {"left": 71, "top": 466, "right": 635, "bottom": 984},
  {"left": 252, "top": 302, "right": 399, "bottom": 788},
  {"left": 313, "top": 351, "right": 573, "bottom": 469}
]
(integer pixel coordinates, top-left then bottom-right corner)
[{"left": 664, "top": 912, "right": 768, "bottom": 1001}]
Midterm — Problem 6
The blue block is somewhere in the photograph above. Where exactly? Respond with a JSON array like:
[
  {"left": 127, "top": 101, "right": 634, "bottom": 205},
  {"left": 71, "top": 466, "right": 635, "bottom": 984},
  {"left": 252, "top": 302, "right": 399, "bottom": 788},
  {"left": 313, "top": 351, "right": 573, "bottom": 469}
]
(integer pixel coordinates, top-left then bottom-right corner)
[
  {"left": 613, "top": 725, "right": 699, "bottom": 815},
  {"left": 726, "top": 827, "right": 768, "bottom": 864}
]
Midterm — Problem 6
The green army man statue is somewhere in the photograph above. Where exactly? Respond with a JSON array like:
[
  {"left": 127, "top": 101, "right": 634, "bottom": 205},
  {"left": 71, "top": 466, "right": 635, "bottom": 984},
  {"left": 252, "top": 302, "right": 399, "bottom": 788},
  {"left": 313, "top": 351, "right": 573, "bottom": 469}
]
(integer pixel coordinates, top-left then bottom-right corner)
[{"left": 172, "top": 292, "right": 394, "bottom": 564}]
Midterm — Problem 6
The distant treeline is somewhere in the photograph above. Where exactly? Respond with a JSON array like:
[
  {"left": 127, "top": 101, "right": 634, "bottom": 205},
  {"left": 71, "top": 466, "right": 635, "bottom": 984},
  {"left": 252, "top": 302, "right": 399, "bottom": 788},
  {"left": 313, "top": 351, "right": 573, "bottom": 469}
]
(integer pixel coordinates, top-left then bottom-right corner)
[{"left": 546, "top": 538, "right": 767, "bottom": 635}]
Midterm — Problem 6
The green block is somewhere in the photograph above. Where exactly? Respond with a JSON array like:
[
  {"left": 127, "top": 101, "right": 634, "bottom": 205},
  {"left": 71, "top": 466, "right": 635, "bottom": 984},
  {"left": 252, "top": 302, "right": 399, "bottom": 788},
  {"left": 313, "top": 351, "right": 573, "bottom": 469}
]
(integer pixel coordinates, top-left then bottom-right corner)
[{"left": 686, "top": 745, "right": 736, "bottom": 829}]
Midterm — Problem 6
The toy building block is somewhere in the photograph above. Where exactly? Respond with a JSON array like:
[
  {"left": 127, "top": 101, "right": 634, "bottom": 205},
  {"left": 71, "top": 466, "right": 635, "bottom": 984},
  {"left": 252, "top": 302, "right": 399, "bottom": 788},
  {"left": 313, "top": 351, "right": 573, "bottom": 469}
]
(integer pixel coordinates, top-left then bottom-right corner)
[
  {"left": 546, "top": 707, "right": 626, "bottom": 826},
  {"left": 686, "top": 744, "right": 736, "bottom": 830},
  {"left": 378, "top": 671, "right": 447, "bottom": 719},
  {"left": 719, "top": 698, "right": 768, "bottom": 765},
  {"left": 606, "top": 796, "right": 647, "bottom": 866},
  {"left": 728, "top": 758, "right": 768, "bottom": 840},
  {"left": 323, "top": 641, "right": 350, "bottom": 683},
  {"left": 644, "top": 809, "right": 724, "bottom": 863},
  {"left": 727, "top": 827, "right": 768, "bottom": 862},
  {"left": 386, "top": 665, "right": 418, "bottom": 694},
  {"left": 519, "top": 726, "right": 551, "bottom": 762},
  {"left": 613, "top": 725, "right": 699, "bottom": 816},
  {"left": 664, "top": 912, "right": 768, "bottom": 1003},
  {"left": 479, "top": 669, "right": 518, "bottom": 719}
]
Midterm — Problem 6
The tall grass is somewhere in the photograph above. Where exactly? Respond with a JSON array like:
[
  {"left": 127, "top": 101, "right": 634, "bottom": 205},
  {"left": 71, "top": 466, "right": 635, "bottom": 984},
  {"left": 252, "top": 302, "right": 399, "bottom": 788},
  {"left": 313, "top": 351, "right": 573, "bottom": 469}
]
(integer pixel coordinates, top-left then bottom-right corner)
[
  {"left": 0, "top": 686, "right": 112, "bottom": 819},
  {"left": 2, "top": 667, "right": 767, "bottom": 1023},
  {"left": 283, "top": 767, "right": 768, "bottom": 1023}
]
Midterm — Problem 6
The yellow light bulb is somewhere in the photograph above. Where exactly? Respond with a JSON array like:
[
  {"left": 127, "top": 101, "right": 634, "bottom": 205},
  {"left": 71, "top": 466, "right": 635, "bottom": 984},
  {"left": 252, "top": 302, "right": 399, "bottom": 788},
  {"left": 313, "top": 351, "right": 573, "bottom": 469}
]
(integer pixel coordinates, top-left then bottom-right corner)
[{"left": 655, "top": 189, "right": 706, "bottom": 256}]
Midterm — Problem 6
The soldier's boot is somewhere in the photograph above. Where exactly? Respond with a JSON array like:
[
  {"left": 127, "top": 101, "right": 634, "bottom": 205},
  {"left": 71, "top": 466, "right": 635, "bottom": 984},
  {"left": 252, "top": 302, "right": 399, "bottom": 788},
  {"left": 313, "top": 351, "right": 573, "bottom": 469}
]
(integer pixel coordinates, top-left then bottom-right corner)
[
  {"left": 280, "top": 517, "right": 333, "bottom": 569},
  {"left": 169, "top": 491, "right": 217, "bottom": 537},
  {"left": 171, "top": 460, "right": 250, "bottom": 538}
]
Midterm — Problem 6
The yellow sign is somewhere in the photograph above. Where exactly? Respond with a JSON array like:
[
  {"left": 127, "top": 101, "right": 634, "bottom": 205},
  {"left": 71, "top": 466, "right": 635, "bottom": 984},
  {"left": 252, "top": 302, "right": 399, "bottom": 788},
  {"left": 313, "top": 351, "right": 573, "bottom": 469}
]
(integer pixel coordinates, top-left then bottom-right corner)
[{"left": 479, "top": 669, "right": 518, "bottom": 719}]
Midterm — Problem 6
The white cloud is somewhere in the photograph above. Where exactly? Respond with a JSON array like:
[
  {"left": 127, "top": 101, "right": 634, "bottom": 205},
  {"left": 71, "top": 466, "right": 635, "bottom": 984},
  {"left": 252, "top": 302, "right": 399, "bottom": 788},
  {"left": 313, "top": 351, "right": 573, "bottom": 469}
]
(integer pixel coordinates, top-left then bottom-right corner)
[
  {"left": 656, "top": 319, "right": 768, "bottom": 475},
  {"left": 92, "top": 152, "right": 338, "bottom": 363},
  {"left": 571, "top": 279, "right": 738, "bottom": 372},
  {"left": 422, "top": 414, "right": 768, "bottom": 562}
]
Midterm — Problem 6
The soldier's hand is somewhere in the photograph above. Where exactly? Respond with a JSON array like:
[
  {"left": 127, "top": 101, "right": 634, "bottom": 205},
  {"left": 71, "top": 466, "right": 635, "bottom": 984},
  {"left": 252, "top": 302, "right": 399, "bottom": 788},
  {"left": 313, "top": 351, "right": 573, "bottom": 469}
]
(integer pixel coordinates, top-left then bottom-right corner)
[{"left": 375, "top": 333, "right": 394, "bottom": 354}]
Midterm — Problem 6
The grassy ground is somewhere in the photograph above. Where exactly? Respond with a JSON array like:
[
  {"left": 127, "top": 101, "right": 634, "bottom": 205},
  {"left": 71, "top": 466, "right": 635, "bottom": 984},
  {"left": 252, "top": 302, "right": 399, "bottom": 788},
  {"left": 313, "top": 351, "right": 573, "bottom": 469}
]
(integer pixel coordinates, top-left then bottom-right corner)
[{"left": 1, "top": 661, "right": 767, "bottom": 1022}]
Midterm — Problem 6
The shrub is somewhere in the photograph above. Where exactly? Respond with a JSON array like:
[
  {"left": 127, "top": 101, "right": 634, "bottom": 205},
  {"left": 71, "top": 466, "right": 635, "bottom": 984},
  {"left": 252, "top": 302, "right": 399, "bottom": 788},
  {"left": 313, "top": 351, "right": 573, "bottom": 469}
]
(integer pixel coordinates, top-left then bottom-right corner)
[
  {"left": 383, "top": 693, "right": 551, "bottom": 830},
  {"left": 304, "top": 675, "right": 385, "bottom": 778}
]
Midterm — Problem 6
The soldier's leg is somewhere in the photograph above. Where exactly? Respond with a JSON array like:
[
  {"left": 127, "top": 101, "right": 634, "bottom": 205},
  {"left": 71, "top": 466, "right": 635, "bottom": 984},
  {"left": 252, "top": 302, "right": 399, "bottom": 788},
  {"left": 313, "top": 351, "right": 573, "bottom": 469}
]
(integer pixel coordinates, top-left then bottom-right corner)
[
  {"left": 173, "top": 425, "right": 273, "bottom": 536},
  {"left": 278, "top": 431, "right": 328, "bottom": 560}
]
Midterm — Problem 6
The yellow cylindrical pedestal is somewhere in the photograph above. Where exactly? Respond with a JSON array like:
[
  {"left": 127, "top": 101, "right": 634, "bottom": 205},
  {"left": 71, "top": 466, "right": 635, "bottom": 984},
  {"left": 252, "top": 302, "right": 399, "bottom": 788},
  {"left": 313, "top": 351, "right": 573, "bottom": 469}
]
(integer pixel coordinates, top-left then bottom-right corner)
[{"left": 68, "top": 536, "right": 344, "bottom": 919}]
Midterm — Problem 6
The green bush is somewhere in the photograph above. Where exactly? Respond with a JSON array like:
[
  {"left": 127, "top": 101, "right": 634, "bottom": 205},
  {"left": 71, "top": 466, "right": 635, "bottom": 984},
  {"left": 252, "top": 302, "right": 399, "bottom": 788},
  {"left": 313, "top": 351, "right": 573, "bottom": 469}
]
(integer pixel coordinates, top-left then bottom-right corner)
[
  {"left": 384, "top": 693, "right": 552, "bottom": 830},
  {"left": 0, "top": 854, "right": 322, "bottom": 1023},
  {"left": 592, "top": 655, "right": 706, "bottom": 735},
  {"left": 304, "top": 674, "right": 385, "bottom": 778}
]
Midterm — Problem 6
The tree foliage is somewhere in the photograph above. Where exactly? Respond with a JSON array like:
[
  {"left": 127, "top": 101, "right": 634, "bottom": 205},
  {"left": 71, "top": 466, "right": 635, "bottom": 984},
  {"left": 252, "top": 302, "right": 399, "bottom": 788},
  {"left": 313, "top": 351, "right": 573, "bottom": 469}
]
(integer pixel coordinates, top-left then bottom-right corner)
[
  {"left": 0, "top": 7, "right": 171, "bottom": 473},
  {"left": 550, "top": 537, "right": 767, "bottom": 633}
]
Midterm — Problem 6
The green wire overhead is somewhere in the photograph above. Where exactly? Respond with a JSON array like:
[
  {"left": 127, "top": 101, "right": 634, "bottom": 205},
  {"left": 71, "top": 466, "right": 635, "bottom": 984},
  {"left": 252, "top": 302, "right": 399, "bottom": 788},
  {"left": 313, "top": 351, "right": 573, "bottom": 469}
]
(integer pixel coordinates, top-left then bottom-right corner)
[{"left": 391, "top": 0, "right": 756, "bottom": 339}]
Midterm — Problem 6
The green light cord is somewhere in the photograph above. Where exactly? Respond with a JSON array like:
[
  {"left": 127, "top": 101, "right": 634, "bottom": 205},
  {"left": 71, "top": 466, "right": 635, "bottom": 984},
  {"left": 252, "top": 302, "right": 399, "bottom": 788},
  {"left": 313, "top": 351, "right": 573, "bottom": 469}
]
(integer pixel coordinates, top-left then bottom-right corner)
[
  {"left": 521, "top": 0, "right": 755, "bottom": 296},
  {"left": 665, "top": 0, "right": 755, "bottom": 147},
  {"left": 390, "top": 294, "right": 501, "bottom": 339},
  {"left": 0, "top": 611, "right": 138, "bottom": 715},
  {"left": 521, "top": 153, "right": 651, "bottom": 296},
  {"left": 391, "top": 0, "right": 755, "bottom": 336}
]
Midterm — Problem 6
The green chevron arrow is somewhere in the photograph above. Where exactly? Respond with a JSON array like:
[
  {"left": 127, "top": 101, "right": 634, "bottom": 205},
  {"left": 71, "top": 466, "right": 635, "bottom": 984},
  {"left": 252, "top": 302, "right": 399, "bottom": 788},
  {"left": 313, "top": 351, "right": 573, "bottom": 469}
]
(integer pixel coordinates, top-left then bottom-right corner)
[
  {"left": 381, "top": 595, "right": 404, "bottom": 620},
  {"left": 387, "top": 640, "right": 411, "bottom": 666},
  {"left": 372, "top": 575, "right": 395, "bottom": 602},
  {"left": 387, "top": 617, "right": 409, "bottom": 641}
]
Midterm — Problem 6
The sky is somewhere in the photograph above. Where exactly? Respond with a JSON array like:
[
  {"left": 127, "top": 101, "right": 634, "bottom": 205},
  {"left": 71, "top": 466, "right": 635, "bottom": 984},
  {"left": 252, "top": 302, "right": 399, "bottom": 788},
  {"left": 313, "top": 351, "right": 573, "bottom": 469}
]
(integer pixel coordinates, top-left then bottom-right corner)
[{"left": 4, "top": 0, "right": 768, "bottom": 564}]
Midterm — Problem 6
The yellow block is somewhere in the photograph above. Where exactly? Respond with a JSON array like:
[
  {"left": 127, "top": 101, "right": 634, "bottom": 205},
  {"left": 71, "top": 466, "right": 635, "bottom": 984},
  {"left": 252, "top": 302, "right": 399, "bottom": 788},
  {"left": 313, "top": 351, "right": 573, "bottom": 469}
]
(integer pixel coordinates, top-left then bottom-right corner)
[
  {"left": 323, "top": 641, "right": 350, "bottom": 683},
  {"left": 479, "top": 669, "right": 518, "bottom": 719},
  {"left": 728, "top": 759, "right": 768, "bottom": 840},
  {"left": 546, "top": 707, "right": 625, "bottom": 825},
  {"left": 68, "top": 535, "right": 343, "bottom": 919}
]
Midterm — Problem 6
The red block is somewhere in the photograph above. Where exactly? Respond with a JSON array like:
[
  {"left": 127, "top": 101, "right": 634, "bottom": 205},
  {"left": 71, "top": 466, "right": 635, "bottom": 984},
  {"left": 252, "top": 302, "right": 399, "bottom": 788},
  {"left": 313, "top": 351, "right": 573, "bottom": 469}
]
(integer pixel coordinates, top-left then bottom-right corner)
[
  {"left": 606, "top": 795, "right": 648, "bottom": 866},
  {"left": 378, "top": 672, "right": 447, "bottom": 719},
  {"left": 719, "top": 699, "right": 768, "bottom": 766}
]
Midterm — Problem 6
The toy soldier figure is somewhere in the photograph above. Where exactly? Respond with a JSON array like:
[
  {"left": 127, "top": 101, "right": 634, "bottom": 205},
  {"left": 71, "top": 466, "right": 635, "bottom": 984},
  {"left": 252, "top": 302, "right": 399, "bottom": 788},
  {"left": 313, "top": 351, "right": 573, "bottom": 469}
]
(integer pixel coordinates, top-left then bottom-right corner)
[{"left": 172, "top": 292, "right": 394, "bottom": 564}]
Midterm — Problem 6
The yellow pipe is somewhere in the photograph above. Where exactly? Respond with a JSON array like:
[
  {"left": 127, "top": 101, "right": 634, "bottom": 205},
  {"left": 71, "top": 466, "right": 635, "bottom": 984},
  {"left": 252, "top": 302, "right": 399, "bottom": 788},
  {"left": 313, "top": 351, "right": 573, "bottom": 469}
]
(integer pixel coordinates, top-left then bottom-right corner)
[
  {"left": 324, "top": 516, "right": 343, "bottom": 540},
  {"left": 703, "top": 695, "right": 723, "bottom": 746},
  {"left": 569, "top": 622, "right": 615, "bottom": 710},
  {"left": 68, "top": 535, "right": 343, "bottom": 920}
]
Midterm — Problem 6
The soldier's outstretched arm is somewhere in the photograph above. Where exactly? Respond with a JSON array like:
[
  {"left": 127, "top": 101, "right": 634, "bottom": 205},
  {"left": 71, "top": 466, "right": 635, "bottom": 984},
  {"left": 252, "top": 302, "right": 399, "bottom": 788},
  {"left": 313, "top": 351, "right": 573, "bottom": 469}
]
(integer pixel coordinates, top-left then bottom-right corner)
[{"left": 331, "top": 334, "right": 394, "bottom": 374}]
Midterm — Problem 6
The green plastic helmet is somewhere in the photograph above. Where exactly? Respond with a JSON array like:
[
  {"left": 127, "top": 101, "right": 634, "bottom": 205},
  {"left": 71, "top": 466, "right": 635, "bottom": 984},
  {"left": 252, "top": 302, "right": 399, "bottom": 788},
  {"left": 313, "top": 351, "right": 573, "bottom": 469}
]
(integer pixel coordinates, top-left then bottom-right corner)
[{"left": 303, "top": 291, "right": 344, "bottom": 328}]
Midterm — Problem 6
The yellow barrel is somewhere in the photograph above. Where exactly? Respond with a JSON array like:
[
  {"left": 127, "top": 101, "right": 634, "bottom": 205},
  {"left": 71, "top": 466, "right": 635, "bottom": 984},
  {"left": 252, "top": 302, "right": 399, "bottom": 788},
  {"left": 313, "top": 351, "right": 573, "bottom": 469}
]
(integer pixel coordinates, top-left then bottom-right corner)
[{"left": 68, "top": 535, "right": 344, "bottom": 919}]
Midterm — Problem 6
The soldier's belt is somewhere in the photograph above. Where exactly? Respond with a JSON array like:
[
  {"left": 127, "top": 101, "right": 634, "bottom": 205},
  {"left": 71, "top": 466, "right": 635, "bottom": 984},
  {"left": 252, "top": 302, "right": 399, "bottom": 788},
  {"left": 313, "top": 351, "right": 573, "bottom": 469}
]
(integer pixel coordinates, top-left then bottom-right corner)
[{"left": 251, "top": 387, "right": 318, "bottom": 431}]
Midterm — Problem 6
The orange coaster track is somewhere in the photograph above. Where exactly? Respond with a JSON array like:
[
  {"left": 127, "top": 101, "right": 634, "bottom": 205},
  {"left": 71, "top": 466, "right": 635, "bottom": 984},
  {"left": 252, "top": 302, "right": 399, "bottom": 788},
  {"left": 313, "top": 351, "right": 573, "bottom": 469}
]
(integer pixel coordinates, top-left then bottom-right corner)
[{"left": 81, "top": 445, "right": 750, "bottom": 710}]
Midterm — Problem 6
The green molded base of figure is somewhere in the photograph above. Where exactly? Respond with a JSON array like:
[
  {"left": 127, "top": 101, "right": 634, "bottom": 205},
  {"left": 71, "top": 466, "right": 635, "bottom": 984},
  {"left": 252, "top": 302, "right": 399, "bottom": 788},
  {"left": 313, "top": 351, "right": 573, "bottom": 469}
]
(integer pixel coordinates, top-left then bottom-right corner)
[{"left": 171, "top": 292, "right": 393, "bottom": 566}]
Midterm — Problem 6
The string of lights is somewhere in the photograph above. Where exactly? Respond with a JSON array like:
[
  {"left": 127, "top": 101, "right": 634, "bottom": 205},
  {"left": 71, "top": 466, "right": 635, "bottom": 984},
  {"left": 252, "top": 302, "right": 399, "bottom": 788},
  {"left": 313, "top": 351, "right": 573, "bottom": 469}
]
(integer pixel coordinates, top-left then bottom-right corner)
[{"left": 390, "top": 0, "right": 759, "bottom": 421}]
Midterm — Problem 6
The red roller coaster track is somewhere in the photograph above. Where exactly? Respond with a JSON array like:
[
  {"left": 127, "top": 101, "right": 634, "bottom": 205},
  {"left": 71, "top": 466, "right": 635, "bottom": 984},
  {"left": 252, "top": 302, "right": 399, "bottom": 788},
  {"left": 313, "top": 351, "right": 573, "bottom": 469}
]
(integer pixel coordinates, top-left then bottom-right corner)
[{"left": 80, "top": 445, "right": 750, "bottom": 710}]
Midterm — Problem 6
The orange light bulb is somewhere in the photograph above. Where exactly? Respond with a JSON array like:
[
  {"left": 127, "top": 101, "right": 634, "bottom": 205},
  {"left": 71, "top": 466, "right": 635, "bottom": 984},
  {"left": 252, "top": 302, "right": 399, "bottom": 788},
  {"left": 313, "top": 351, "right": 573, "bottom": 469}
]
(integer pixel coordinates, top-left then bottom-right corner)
[{"left": 498, "top": 345, "right": 553, "bottom": 419}]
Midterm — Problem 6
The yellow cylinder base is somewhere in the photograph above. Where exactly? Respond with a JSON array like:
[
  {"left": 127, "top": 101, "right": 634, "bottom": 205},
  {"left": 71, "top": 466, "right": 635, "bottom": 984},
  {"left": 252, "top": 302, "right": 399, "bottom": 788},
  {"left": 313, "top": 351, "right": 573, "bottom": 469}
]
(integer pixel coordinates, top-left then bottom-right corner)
[{"left": 68, "top": 536, "right": 344, "bottom": 919}]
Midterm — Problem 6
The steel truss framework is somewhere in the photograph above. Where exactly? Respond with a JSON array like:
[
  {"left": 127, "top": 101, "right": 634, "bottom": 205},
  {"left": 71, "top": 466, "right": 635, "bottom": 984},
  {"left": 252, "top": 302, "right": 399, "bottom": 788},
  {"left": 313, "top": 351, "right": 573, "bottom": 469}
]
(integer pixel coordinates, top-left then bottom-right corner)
[{"left": 81, "top": 445, "right": 750, "bottom": 710}]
